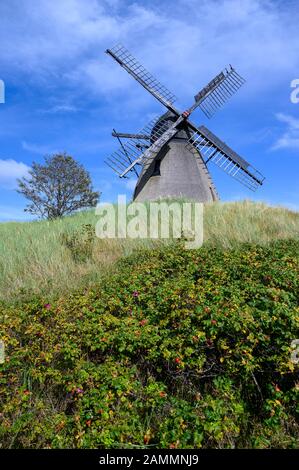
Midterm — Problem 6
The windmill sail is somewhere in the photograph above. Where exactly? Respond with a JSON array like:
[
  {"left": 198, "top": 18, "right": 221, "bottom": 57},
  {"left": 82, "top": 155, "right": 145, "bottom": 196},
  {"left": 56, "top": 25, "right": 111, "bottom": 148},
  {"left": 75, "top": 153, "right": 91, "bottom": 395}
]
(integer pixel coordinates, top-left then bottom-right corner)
[
  {"left": 105, "top": 116, "right": 169, "bottom": 177},
  {"left": 106, "top": 45, "right": 178, "bottom": 114},
  {"left": 188, "top": 125, "right": 265, "bottom": 191},
  {"left": 112, "top": 131, "right": 151, "bottom": 140},
  {"left": 189, "top": 66, "right": 245, "bottom": 118},
  {"left": 119, "top": 116, "right": 184, "bottom": 177}
]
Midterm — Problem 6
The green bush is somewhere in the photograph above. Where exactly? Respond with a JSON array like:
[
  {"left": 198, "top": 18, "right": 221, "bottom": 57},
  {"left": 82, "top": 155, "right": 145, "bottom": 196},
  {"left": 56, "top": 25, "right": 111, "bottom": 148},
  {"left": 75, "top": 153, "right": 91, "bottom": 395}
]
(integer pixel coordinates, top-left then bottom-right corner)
[
  {"left": 60, "top": 224, "right": 95, "bottom": 263},
  {"left": 0, "top": 239, "right": 298, "bottom": 448}
]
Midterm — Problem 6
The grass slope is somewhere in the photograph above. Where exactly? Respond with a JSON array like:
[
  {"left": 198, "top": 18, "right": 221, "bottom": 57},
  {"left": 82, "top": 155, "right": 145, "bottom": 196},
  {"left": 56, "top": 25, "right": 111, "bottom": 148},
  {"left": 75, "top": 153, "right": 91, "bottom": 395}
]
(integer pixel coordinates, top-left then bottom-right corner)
[{"left": 1, "top": 200, "right": 299, "bottom": 302}]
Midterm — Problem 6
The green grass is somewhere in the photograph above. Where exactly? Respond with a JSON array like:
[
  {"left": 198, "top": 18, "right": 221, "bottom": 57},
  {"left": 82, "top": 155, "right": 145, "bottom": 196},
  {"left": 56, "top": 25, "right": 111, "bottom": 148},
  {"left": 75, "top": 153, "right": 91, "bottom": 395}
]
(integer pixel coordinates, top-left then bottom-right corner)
[
  {"left": 0, "top": 200, "right": 298, "bottom": 302},
  {"left": 0, "top": 200, "right": 298, "bottom": 448}
]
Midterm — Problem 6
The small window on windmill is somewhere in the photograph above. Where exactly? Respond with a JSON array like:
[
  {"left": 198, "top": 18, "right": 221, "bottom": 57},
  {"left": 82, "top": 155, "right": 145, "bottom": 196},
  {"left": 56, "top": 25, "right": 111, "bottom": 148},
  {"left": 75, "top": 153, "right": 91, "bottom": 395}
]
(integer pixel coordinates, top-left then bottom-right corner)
[{"left": 152, "top": 158, "right": 161, "bottom": 176}]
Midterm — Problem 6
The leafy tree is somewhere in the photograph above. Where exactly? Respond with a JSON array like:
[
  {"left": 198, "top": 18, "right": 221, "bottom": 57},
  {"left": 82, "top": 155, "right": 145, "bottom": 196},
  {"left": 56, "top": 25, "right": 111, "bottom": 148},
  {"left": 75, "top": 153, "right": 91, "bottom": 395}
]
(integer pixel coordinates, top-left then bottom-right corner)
[{"left": 17, "top": 153, "right": 100, "bottom": 219}]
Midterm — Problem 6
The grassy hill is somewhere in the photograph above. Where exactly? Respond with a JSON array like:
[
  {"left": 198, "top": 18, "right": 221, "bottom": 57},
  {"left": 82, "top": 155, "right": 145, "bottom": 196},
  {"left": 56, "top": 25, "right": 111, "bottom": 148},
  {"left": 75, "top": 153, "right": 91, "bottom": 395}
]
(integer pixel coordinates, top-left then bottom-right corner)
[
  {"left": 0, "top": 200, "right": 298, "bottom": 448},
  {"left": 0, "top": 200, "right": 299, "bottom": 302}
]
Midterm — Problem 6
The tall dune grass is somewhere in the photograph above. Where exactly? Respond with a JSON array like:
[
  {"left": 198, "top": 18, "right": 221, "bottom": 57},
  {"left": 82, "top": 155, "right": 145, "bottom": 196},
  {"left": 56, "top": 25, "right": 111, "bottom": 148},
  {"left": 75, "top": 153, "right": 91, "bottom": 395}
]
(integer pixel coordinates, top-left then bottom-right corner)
[{"left": 0, "top": 200, "right": 298, "bottom": 302}]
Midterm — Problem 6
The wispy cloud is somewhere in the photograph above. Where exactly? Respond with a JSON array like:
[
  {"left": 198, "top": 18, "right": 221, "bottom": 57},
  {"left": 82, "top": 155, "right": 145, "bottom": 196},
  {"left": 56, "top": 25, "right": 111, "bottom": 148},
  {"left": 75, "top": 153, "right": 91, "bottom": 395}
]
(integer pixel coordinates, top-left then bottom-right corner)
[
  {"left": 0, "top": 159, "right": 30, "bottom": 189},
  {"left": 22, "top": 141, "right": 58, "bottom": 155},
  {"left": 40, "top": 104, "right": 78, "bottom": 114},
  {"left": 1, "top": 0, "right": 298, "bottom": 102},
  {"left": 272, "top": 113, "right": 299, "bottom": 150}
]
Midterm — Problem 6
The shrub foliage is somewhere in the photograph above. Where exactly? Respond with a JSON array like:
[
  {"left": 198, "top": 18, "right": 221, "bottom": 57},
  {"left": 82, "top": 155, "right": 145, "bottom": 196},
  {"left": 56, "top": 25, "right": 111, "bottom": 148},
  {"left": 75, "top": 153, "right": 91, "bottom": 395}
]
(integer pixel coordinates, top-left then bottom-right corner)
[
  {"left": 60, "top": 224, "right": 95, "bottom": 263},
  {"left": 0, "top": 240, "right": 298, "bottom": 448}
]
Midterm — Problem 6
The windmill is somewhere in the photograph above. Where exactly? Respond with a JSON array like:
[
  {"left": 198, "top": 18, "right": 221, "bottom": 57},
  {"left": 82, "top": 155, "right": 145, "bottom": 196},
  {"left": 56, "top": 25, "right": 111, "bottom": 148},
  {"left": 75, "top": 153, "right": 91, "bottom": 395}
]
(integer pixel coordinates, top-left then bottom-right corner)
[{"left": 104, "top": 45, "right": 265, "bottom": 202}]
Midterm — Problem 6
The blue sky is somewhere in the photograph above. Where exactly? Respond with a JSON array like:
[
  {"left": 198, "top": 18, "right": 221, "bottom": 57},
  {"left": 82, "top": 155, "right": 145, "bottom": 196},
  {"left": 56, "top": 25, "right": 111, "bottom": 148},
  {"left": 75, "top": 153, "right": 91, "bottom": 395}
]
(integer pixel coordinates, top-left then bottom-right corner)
[{"left": 0, "top": 0, "right": 299, "bottom": 221}]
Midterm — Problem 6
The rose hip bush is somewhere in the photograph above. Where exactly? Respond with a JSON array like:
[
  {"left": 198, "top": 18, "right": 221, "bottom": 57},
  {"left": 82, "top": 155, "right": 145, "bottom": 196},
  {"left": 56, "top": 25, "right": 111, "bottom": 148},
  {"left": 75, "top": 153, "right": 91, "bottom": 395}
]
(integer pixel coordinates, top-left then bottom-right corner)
[{"left": 0, "top": 239, "right": 298, "bottom": 448}]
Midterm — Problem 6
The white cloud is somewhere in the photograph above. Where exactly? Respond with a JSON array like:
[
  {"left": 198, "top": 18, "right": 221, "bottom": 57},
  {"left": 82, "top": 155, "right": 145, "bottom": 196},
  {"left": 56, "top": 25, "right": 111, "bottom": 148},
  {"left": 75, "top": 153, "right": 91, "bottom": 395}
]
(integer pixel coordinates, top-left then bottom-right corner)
[
  {"left": 41, "top": 104, "right": 78, "bottom": 114},
  {"left": 272, "top": 113, "right": 299, "bottom": 150},
  {"left": 0, "top": 0, "right": 298, "bottom": 104},
  {"left": 22, "top": 141, "right": 58, "bottom": 155},
  {"left": 275, "top": 113, "right": 299, "bottom": 130},
  {"left": 0, "top": 159, "right": 30, "bottom": 189}
]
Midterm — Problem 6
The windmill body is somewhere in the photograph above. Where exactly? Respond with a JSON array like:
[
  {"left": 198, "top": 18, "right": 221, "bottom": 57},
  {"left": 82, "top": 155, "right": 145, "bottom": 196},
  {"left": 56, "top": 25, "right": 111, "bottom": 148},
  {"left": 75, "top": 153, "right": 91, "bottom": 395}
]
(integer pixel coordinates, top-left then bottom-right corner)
[
  {"left": 134, "top": 113, "right": 218, "bottom": 202},
  {"left": 104, "top": 45, "right": 265, "bottom": 199}
]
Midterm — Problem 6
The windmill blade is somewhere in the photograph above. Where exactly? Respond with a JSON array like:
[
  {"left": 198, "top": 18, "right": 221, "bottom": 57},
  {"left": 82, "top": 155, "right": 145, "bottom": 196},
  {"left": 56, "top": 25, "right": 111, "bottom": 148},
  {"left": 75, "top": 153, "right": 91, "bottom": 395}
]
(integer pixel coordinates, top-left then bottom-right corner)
[
  {"left": 120, "top": 119, "right": 183, "bottom": 177},
  {"left": 105, "top": 114, "right": 184, "bottom": 178},
  {"left": 112, "top": 129, "right": 139, "bottom": 177},
  {"left": 105, "top": 116, "right": 164, "bottom": 177},
  {"left": 187, "top": 125, "right": 265, "bottom": 191},
  {"left": 112, "top": 131, "right": 150, "bottom": 140},
  {"left": 106, "top": 45, "right": 179, "bottom": 114},
  {"left": 188, "top": 66, "right": 245, "bottom": 119}
]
